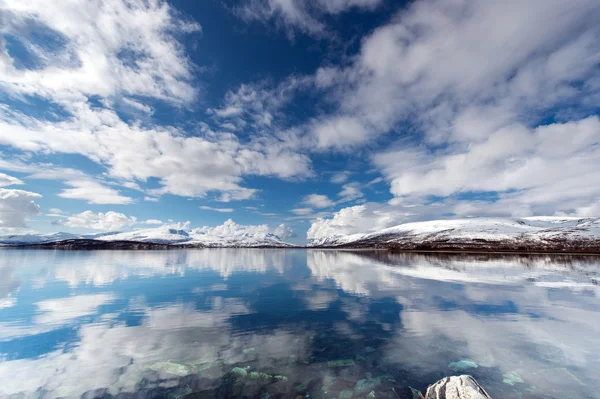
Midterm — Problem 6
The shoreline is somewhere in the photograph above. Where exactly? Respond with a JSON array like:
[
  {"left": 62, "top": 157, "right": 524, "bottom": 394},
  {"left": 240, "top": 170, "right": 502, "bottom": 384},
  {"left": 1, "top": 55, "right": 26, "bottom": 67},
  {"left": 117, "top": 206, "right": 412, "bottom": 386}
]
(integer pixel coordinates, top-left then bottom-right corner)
[{"left": 2, "top": 239, "right": 600, "bottom": 255}]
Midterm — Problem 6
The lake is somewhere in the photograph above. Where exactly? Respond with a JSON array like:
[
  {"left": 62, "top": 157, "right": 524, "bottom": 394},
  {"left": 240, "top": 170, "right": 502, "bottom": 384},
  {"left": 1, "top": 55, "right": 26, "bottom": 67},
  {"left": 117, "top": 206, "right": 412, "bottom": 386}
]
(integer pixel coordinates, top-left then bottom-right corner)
[{"left": 0, "top": 249, "right": 599, "bottom": 398}]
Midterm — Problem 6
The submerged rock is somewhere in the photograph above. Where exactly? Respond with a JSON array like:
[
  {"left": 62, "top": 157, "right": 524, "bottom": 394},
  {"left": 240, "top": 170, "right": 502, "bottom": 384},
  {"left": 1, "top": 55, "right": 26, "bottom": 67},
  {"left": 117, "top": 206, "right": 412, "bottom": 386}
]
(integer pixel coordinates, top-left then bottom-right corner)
[
  {"left": 448, "top": 360, "right": 479, "bottom": 372},
  {"left": 148, "top": 361, "right": 192, "bottom": 377},
  {"left": 339, "top": 390, "right": 353, "bottom": 399},
  {"left": 502, "top": 372, "right": 524, "bottom": 386},
  {"left": 424, "top": 375, "right": 492, "bottom": 399},
  {"left": 354, "top": 377, "right": 381, "bottom": 394},
  {"left": 410, "top": 386, "right": 423, "bottom": 399},
  {"left": 231, "top": 367, "right": 248, "bottom": 378},
  {"left": 328, "top": 359, "right": 356, "bottom": 368}
]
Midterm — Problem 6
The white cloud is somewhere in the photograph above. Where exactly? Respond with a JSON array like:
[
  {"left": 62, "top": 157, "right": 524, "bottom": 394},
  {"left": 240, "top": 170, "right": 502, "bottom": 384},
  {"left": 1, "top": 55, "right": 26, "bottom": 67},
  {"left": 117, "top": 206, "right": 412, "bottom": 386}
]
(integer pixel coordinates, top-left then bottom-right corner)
[
  {"left": 0, "top": 172, "right": 22, "bottom": 187},
  {"left": 199, "top": 206, "right": 234, "bottom": 213},
  {"left": 330, "top": 171, "right": 350, "bottom": 184},
  {"left": 233, "top": 0, "right": 383, "bottom": 39},
  {"left": 0, "top": 102, "right": 311, "bottom": 203},
  {"left": 194, "top": 219, "right": 294, "bottom": 239},
  {"left": 121, "top": 97, "right": 153, "bottom": 115},
  {"left": 143, "top": 219, "right": 163, "bottom": 225},
  {"left": 35, "top": 293, "right": 117, "bottom": 326},
  {"left": 143, "top": 196, "right": 159, "bottom": 202},
  {"left": 337, "top": 182, "right": 364, "bottom": 203},
  {"left": 57, "top": 179, "right": 134, "bottom": 204},
  {"left": 0, "top": 188, "right": 41, "bottom": 229},
  {"left": 302, "top": 193, "right": 335, "bottom": 208},
  {"left": 0, "top": 0, "right": 201, "bottom": 104},
  {"left": 307, "top": 204, "right": 410, "bottom": 240},
  {"left": 273, "top": 223, "right": 296, "bottom": 239},
  {"left": 298, "top": 0, "right": 600, "bottom": 218},
  {"left": 0, "top": 1, "right": 315, "bottom": 206},
  {"left": 375, "top": 117, "right": 600, "bottom": 215},
  {"left": 57, "top": 210, "right": 137, "bottom": 231},
  {"left": 291, "top": 207, "right": 313, "bottom": 215}
]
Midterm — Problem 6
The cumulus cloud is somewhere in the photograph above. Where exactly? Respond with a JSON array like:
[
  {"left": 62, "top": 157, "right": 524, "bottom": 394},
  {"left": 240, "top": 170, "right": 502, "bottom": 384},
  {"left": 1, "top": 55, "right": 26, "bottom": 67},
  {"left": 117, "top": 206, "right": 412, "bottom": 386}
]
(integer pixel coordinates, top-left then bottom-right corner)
[
  {"left": 302, "top": 194, "right": 335, "bottom": 208},
  {"left": 35, "top": 293, "right": 117, "bottom": 326},
  {"left": 143, "top": 219, "right": 163, "bottom": 225},
  {"left": 0, "top": 172, "right": 22, "bottom": 187},
  {"left": 273, "top": 223, "right": 297, "bottom": 239},
  {"left": 57, "top": 180, "right": 134, "bottom": 205},
  {"left": 0, "top": 188, "right": 41, "bottom": 229},
  {"left": 298, "top": 0, "right": 600, "bottom": 219},
  {"left": 0, "top": 0, "right": 201, "bottom": 103},
  {"left": 337, "top": 182, "right": 364, "bottom": 203},
  {"left": 0, "top": 1, "right": 312, "bottom": 205},
  {"left": 194, "top": 219, "right": 295, "bottom": 239},
  {"left": 57, "top": 210, "right": 137, "bottom": 231},
  {"left": 307, "top": 204, "right": 409, "bottom": 240}
]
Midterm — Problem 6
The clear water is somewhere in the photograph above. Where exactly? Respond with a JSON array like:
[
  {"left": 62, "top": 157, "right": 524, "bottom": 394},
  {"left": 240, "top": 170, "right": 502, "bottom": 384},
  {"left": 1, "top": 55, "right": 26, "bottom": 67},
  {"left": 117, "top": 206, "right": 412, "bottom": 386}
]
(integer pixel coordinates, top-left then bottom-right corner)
[{"left": 1, "top": 249, "right": 599, "bottom": 399}]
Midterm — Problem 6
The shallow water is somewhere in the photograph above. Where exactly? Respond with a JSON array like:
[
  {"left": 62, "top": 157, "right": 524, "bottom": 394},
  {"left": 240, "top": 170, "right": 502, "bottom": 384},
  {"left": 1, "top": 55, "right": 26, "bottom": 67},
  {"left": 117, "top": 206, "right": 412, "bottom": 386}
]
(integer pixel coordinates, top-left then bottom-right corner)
[{"left": 0, "top": 249, "right": 599, "bottom": 399}]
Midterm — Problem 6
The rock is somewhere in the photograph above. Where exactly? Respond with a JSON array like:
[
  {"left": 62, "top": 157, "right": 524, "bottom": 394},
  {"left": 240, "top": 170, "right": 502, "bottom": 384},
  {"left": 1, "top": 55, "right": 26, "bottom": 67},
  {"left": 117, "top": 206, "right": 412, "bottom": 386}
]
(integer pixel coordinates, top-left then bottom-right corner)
[
  {"left": 424, "top": 375, "right": 492, "bottom": 399},
  {"left": 339, "top": 390, "right": 354, "bottom": 399},
  {"left": 367, "top": 390, "right": 376, "bottom": 398},
  {"left": 354, "top": 377, "right": 381, "bottom": 394},
  {"left": 448, "top": 360, "right": 479, "bottom": 372},
  {"left": 410, "top": 386, "right": 423, "bottom": 399},
  {"left": 323, "top": 376, "right": 336, "bottom": 387},
  {"left": 501, "top": 372, "right": 524, "bottom": 386},
  {"left": 231, "top": 367, "right": 248, "bottom": 378},
  {"left": 274, "top": 375, "right": 289, "bottom": 382},
  {"left": 328, "top": 359, "right": 356, "bottom": 368},
  {"left": 148, "top": 361, "right": 193, "bottom": 377}
]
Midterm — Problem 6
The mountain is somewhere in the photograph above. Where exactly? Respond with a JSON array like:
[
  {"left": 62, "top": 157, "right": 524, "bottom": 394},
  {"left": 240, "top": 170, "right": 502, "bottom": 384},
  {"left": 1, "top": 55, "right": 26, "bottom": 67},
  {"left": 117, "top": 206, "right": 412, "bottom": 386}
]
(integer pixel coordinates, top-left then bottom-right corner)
[
  {"left": 0, "top": 225, "right": 294, "bottom": 248},
  {"left": 308, "top": 217, "right": 600, "bottom": 253}
]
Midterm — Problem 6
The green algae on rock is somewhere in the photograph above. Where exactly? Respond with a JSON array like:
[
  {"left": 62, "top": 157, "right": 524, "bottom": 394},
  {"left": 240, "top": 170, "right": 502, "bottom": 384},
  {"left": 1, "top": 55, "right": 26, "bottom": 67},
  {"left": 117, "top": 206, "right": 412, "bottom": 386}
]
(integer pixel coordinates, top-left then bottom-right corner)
[
  {"left": 448, "top": 360, "right": 478, "bottom": 372},
  {"left": 328, "top": 359, "right": 356, "bottom": 367}
]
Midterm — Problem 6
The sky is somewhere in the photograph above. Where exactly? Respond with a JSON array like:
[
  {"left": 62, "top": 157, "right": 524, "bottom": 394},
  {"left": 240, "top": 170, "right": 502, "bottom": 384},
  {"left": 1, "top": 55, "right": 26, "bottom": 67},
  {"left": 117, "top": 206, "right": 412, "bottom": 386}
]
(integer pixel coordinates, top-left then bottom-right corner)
[{"left": 0, "top": 0, "right": 599, "bottom": 244}]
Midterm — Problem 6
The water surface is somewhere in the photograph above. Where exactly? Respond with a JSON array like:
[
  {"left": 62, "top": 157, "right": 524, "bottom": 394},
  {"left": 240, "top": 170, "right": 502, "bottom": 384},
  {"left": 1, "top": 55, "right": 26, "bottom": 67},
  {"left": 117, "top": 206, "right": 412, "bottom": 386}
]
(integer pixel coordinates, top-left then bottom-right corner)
[{"left": 1, "top": 249, "right": 599, "bottom": 398}]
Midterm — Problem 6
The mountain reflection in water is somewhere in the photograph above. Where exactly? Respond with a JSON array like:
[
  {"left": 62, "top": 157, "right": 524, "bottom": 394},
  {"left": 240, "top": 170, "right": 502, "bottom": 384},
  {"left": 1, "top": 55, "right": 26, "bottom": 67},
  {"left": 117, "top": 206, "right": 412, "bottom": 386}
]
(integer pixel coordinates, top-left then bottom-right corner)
[{"left": 0, "top": 249, "right": 599, "bottom": 398}]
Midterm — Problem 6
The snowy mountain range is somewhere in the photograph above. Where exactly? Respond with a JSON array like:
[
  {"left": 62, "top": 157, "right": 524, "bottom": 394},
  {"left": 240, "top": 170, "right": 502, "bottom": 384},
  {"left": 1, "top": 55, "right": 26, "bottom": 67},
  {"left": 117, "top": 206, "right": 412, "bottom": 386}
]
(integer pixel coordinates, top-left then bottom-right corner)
[
  {"left": 307, "top": 217, "right": 600, "bottom": 253},
  {"left": 0, "top": 225, "right": 294, "bottom": 248},
  {"left": 3, "top": 217, "right": 600, "bottom": 252}
]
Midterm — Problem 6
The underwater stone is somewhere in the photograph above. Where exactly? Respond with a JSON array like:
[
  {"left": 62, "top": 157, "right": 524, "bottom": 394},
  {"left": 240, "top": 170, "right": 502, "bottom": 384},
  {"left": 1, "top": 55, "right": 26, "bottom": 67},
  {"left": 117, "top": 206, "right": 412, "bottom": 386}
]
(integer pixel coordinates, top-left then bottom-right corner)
[
  {"left": 367, "top": 391, "right": 376, "bottom": 398},
  {"left": 148, "top": 361, "right": 192, "bottom": 377},
  {"left": 274, "top": 375, "right": 289, "bottom": 382},
  {"left": 323, "top": 376, "right": 336, "bottom": 387},
  {"left": 231, "top": 367, "right": 248, "bottom": 378},
  {"left": 410, "top": 386, "right": 423, "bottom": 399},
  {"left": 502, "top": 372, "right": 524, "bottom": 386},
  {"left": 424, "top": 375, "right": 492, "bottom": 399},
  {"left": 448, "top": 360, "right": 479, "bottom": 372},
  {"left": 354, "top": 377, "right": 381, "bottom": 394},
  {"left": 243, "top": 347, "right": 257, "bottom": 354},
  {"left": 328, "top": 359, "right": 356, "bottom": 368},
  {"left": 339, "top": 390, "right": 354, "bottom": 399}
]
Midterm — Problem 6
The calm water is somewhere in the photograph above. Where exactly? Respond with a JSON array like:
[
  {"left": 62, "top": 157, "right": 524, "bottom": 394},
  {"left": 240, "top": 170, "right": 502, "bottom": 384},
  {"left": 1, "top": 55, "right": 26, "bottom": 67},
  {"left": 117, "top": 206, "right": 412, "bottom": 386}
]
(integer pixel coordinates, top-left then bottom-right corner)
[{"left": 0, "top": 249, "right": 599, "bottom": 399}]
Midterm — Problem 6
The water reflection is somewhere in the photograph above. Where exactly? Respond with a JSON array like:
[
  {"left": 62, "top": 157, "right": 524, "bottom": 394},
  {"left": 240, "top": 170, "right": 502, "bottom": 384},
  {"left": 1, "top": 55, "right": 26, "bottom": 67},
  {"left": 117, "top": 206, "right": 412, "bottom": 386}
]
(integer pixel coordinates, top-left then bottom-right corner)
[{"left": 0, "top": 249, "right": 598, "bottom": 398}]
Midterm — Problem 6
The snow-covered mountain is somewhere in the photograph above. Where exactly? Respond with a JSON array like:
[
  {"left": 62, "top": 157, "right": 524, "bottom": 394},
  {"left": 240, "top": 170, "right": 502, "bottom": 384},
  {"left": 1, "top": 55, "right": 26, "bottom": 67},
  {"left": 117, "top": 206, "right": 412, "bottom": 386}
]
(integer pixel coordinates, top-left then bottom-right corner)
[
  {"left": 308, "top": 217, "right": 600, "bottom": 252},
  {"left": 0, "top": 225, "right": 294, "bottom": 248},
  {"left": 95, "top": 226, "right": 294, "bottom": 247}
]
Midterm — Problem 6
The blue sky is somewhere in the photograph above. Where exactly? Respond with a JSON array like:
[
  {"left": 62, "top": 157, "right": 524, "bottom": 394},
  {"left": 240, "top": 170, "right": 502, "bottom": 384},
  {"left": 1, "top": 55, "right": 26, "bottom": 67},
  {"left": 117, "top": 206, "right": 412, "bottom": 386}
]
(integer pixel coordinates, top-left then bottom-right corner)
[{"left": 1, "top": 0, "right": 600, "bottom": 244}]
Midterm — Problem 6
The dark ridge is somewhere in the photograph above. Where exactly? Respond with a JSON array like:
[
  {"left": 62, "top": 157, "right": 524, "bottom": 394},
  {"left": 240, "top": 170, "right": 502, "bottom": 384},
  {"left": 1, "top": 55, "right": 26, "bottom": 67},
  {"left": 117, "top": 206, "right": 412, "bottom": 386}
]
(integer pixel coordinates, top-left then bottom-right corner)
[
  {"left": 313, "top": 236, "right": 600, "bottom": 254},
  {"left": 8, "top": 239, "right": 179, "bottom": 250},
  {"left": 2, "top": 239, "right": 298, "bottom": 250}
]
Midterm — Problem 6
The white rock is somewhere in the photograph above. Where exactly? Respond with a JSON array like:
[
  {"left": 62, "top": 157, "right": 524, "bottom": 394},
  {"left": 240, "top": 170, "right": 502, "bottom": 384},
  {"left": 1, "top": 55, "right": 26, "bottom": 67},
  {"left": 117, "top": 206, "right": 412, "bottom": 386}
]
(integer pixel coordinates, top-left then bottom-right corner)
[{"left": 425, "top": 375, "right": 492, "bottom": 399}]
